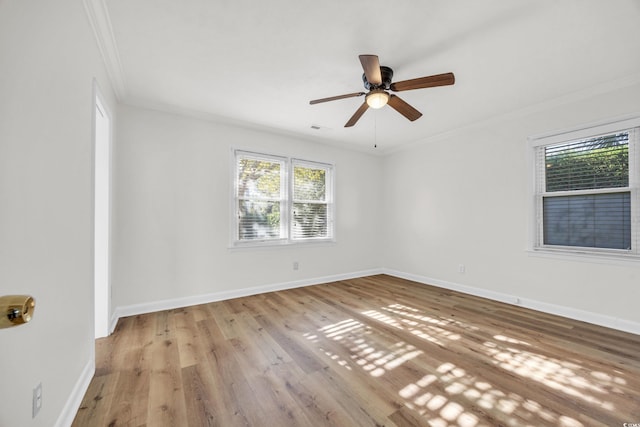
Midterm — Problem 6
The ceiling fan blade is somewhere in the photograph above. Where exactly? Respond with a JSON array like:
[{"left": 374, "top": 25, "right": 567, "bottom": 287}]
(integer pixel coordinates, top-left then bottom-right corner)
[
  {"left": 345, "top": 102, "right": 369, "bottom": 127},
  {"left": 390, "top": 72, "right": 455, "bottom": 92},
  {"left": 309, "top": 92, "right": 365, "bottom": 105},
  {"left": 359, "top": 54, "right": 382, "bottom": 86},
  {"left": 387, "top": 95, "right": 423, "bottom": 121}
]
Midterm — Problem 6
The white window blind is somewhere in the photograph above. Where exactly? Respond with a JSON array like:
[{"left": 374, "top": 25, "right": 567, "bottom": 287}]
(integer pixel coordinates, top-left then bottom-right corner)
[
  {"left": 531, "top": 121, "right": 640, "bottom": 257},
  {"left": 544, "top": 133, "right": 629, "bottom": 192},
  {"left": 235, "top": 153, "right": 286, "bottom": 242},
  {"left": 233, "top": 150, "right": 334, "bottom": 246},
  {"left": 292, "top": 161, "right": 332, "bottom": 240}
]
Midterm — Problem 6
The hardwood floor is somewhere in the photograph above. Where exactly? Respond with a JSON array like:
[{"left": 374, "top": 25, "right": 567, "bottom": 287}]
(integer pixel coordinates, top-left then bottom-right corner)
[{"left": 72, "top": 275, "right": 640, "bottom": 426}]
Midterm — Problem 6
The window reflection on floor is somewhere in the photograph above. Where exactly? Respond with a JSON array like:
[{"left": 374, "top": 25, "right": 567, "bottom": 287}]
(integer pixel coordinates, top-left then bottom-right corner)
[{"left": 303, "top": 301, "right": 630, "bottom": 427}]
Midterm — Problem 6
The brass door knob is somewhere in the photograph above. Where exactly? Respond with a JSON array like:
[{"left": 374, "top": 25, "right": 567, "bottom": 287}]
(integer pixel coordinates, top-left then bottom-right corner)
[{"left": 0, "top": 295, "right": 36, "bottom": 329}]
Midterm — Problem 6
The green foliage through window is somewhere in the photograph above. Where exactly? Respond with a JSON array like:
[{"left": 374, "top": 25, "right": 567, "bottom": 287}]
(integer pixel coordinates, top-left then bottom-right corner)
[
  {"left": 234, "top": 152, "right": 333, "bottom": 244},
  {"left": 537, "top": 129, "right": 635, "bottom": 252},
  {"left": 294, "top": 166, "right": 326, "bottom": 201},
  {"left": 545, "top": 133, "right": 628, "bottom": 192},
  {"left": 236, "top": 157, "right": 283, "bottom": 240}
]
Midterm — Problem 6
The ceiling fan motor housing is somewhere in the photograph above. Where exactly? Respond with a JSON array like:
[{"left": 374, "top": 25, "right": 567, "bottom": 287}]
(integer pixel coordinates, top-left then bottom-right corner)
[
  {"left": 362, "top": 66, "right": 393, "bottom": 90},
  {"left": 308, "top": 54, "right": 455, "bottom": 127}
]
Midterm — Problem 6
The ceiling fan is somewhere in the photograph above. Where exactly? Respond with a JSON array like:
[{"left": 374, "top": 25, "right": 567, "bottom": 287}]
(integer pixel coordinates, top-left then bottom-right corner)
[{"left": 310, "top": 54, "right": 455, "bottom": 127}]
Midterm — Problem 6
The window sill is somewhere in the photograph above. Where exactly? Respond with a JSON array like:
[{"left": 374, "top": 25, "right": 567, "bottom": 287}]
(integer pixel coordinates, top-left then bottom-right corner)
[
  {"left": 527, "top": 248, "right": 640, "bottom": 266},
  {"left": 228, "top": 239, "right": 337, "bottom": 252}
]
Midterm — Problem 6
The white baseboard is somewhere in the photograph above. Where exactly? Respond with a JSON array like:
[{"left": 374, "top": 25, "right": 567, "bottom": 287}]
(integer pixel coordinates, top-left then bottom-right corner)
[
  {"left": 111, "top": 267, "right": 640, "bottom": 336},
  {"left": 62, "top": 267, "right": 637, "bottom": 427},
  {"left": 109, "top": 310, "right": 119, "bottom": 334},
  {"left": 112, "top": 268, "right": 384, "bottom": 325},
  {"left": 54, "top": 353, "right": 95, "bottom": 427},
  {"left": 383, "top": 268, "right": 640, "bottom": 336}
]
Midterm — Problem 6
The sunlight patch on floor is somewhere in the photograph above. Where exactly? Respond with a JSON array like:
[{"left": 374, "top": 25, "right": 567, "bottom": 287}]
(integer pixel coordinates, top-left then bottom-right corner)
[
  {"left": 361, "top": 304, "right": 471, "bottom": 346},
  {"left": 360, "top": 309, "right": 405, "bottom": 329},
  {"left": 319, "top": 318, "right": 364, "bottom": 340},
  {"left": 484, "top": 335, "right": 622, "bottom": 410},
  {"left": 309, "top": 319, "right": 424, "bottom": 377},
  {"left": 303, "top": 304, "right": 625, "bottom": 427},
  {"left": 400, "top": 361, "right": 579, "bottom": 427}
]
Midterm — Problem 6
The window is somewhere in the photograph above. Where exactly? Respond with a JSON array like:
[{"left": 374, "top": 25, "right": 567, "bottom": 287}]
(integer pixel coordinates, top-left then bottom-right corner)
[
  {"left": 233, "top": 150, "right": 334, "bottom": 246},
  {"left": 292, "top": 160, "right": 331, "bottom": 240},
  {"left": 530, "top": 117, "right": 640, "bottom": 258}
]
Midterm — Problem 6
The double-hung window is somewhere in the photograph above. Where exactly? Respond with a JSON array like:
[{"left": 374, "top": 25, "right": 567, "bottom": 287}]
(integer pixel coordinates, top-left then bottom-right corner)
[
  {"left": 292, "top": 160, "right": 332, "bottom": 240},
  {"left": 530, "top": 117, "right": 640, "bottom": 258},
  {"left": 233, "top": 150, "right": 334, "bottom": 246}
]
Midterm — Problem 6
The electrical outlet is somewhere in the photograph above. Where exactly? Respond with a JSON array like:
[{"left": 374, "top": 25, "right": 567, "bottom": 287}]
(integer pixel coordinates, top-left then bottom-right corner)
[
  {"left": 33, "top": 382, "right": 42, "bottom": 418},
  {"left": 458, "top": 264, "right": 465, "bottom": 274},
  {"left": 293, "top": 261, "right": 299, "bottom": 270}
]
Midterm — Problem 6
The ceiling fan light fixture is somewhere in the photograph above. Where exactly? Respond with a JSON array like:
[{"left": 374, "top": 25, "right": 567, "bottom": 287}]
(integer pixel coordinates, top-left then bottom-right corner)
[
  {"left": 366, "top": 90, "right": 389, "bottom": 109},
  {"left": 309, "top": 54, "right": 455, "bottom": 127}
]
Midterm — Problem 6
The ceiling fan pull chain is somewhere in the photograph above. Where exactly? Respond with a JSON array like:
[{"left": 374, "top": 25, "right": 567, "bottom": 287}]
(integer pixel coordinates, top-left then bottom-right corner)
[{"left": 374, "top": 112, "right": 377, "bottom": 149}]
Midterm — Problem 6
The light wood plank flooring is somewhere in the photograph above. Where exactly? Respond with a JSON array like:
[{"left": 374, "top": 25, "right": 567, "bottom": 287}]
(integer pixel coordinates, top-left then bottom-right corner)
[{"left": 72, "top": 275, "right": 640, "bottom": 426}]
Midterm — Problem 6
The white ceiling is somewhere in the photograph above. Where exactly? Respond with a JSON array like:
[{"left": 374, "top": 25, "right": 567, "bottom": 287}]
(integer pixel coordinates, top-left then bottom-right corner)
[{"left": 92, "top": 0, "right": 640, "bottom": 152}]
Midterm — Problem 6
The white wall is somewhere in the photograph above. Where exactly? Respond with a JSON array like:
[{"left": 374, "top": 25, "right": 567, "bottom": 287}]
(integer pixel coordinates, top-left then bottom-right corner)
[
  {"left": 382, "top": 79, "right": 640, "bottom": 329},
  {"left": 0, "top": 1, "right": 116, "bottom": 426},
  {"left": 2, "top": 3, "right": 639, "bottom": 425},
  {"left": 112, "top": 105, "right": 383, "bottom": 309}
]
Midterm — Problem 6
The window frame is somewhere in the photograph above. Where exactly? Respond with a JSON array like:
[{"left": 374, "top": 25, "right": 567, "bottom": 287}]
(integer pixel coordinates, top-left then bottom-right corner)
[
  {"left": 231, "top": 149, "right": 335, "bottom": 248},
  {"left": 528, "top": 115, "right": 640, "bottom": 260},
  {"left": 234, "top": 151, "right": 288, "bottom": 245},
  {"left": 290, "top": 158, "right": 334, "bottom": 242}
]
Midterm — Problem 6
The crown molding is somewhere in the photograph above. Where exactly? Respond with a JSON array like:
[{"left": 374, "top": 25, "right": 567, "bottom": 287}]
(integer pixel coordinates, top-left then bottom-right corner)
[
  {"left": 83, "top": 0, "right": 127, "bottom": 101},
  {"left": 386, "top": 71, "right": 640, "bottom": 156}
]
